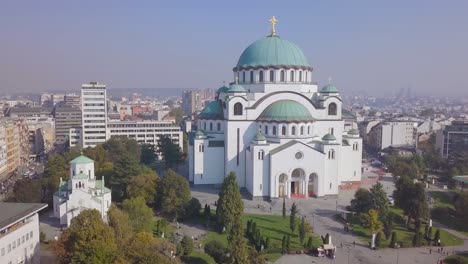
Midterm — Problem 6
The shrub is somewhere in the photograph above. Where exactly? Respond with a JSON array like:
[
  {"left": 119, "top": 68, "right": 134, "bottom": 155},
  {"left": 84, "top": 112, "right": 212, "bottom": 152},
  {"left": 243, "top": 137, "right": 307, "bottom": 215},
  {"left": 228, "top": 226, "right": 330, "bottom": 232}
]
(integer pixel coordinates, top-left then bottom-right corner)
[
  {"left": 306, "top": 237, "right": 313, "bottom": 250},
  {"left": 265, "top": 237, "right": 270, "bottom": 250},
  {"left": 182, "top": 198, "right": 202, "bottom": 219},
  {"left": 40, "top": 231, "right": 46, "bottom": 242},
  {"left": 204, "top": 204, "right": 211, "bottom": 218},
  {"left": 204, "top": 240, "right": 227, "bottom": 263},
  {"left": 390, "top": 231, "right": 397, "bottom": 248},
  {"left": 375, "top": 232, "right": 383, "bottom": 248},
  {"left": 181, "top": 236, "right": 193, "bottom": 255},
  {"left": 434, "top": 229, "right": 441, "bottom": 245}
]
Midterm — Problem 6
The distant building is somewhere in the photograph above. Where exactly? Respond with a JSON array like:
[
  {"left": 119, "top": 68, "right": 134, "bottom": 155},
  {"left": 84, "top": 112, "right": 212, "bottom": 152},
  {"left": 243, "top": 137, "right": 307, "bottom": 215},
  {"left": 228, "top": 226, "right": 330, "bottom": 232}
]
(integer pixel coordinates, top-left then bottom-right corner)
[
  {"left": 182, "top": 90, "right": 203, "bottom": 118},
  {"left": 81, "top": 82, "right": 108, "bottom": 148},
  {"left": 25, "top": 118, "right": 55, "bottom": 156},
  {"left": 0, "top": 125, "right": 7, "bottom": 177},
  {"left": 436, "top": 121, "right": 468, "bottom": 159},
  {"left": 1, "top": 119, "right": 29, "bottom": 177},
  {"left": 53, "top": 155, "right": 111, "bottom": 227},
  {"left": 0, "top": 203, "right": 48, "bottom": 264},
  {"left": 5, "top": 107, "right": 53, "bottom": 119},
  {"left": 63, "top": 94, "right": 81, "bottom": 108},
  {"left": 368, "top": 121, "right": 417, "bottom": 150},
  {"left": 54, "top": 107, "right": 82, "bottom": 145}
]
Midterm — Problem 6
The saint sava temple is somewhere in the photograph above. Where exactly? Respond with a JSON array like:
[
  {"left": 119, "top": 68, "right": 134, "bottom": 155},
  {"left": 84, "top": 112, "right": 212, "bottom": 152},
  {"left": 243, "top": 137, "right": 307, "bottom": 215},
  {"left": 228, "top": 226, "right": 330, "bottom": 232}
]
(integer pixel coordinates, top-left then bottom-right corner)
[{"left": 189, "top": 17, "right": 362, "bottom": 199}]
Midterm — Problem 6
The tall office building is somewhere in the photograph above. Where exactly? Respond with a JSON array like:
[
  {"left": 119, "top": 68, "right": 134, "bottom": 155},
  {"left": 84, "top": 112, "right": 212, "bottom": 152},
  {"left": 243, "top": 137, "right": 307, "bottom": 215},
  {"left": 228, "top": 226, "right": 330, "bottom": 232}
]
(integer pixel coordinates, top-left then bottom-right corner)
[
  {"left": 436, "top": 121, "right": 468, "bottom": 159},
  {"left": 54, "top": 107, "right": 82, "bottom": 144},
  {"left": 81, "top": 82, "right": 108, "bottom": 148}
]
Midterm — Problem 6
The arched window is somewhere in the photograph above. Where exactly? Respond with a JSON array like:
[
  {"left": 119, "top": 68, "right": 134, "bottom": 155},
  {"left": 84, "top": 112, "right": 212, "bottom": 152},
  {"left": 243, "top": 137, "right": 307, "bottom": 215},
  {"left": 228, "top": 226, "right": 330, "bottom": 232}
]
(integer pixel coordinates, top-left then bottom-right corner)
[
  {"left": 273, "top": 126, "right": 277, "bottom": 135},
  {"left": 258, "top": 150, "right": 264, "bottom": 160},
  {"left": 234, "top": 102, "right": 243, "bottom": 116},
  {"left": 269, "top": 70, "right": 274, "bottom": 82},
  {"left": 328, "top": 149, "right": 335, "bottom": 159},
  {"left": 259, "top": 71, "right": 264, "bottom": 82},
  {"left": 242, "top": 71, "right": 246, "bottom": 83},
  {"left": 280, "top": 70, "right": 285, "bottom": 82},
  {"left": 299, "top": 71, "right": 302, "bottom": 82},
  {"left": 307, "top": 126, "right": 311, "bottom": 134},
  {"left": 264, "top": 126, "right": 268, "bottom": 135},
  {"left": 250, "top": 71, "right": 254, "bottom": 83},
  {"left": 300, "top": 126, "right": 304, "bottom": 135},
  {"left": 209, "top": 122, "right": 213, "bottom": 131},
  {"left": 290, "top": 70, "right": 295, "bottom": 82},
  {"left": 281, "top": 126, "right": 286, "bottom": 136},
  {"left": 217, "top": 123, "right": 221, "bottom": 131},
  {"left": 199, "top": 144, "right": 204, "bottom": 152},
  {"left": 291, "top": 126, "right": 296, "bottom": 135},
  {"left": 353, "top": 143, "right": 359, "bottom": 151},
  {"left": 328, "top": 103, "right": 337, "bottom": 116}
]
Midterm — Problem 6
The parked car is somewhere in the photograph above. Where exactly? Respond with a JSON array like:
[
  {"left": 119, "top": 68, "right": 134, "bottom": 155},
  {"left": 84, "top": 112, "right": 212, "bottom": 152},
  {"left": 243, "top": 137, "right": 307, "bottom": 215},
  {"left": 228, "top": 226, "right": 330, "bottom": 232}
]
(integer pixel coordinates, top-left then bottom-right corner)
[{"left": 388, "top": 196, "right": 395, "bottom": 205}]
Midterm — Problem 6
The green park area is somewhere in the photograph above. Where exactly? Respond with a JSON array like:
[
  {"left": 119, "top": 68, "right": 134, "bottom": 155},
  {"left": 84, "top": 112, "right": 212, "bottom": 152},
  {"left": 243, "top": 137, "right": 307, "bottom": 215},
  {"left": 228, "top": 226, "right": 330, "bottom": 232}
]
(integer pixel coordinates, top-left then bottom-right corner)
[
  {"left": 429, "top": 190, "right": 468, "bottom": 237},
  {"left": 445, "top": 253, "right": 468, "bottom": 264},
  {"left": 347, "top": 207, "right": 463, "bottom": 248}
]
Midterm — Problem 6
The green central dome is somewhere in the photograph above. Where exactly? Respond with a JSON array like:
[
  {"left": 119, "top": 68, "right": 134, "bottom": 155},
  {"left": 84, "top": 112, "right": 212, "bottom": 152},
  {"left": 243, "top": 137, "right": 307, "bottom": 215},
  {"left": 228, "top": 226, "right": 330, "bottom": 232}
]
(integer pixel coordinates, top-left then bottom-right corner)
[
  {"left": 258, "top": 100, "right": 313, "bottom": 122},
  {"left": 236, "top": 36, "right": 310, "bottom": 69},
  {"left": 198, "top": 101, "right": 223, "bottom": 119}
]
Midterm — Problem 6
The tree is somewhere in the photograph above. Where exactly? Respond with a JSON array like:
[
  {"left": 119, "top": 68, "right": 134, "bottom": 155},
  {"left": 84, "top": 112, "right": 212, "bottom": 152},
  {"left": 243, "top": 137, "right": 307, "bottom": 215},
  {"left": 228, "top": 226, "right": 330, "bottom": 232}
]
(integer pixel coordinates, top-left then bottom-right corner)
[
  {"left": 390, "top": 231, "right": 397, "bottom": 248},
  {"left": 229, "top": 237, "right": 249, "bottom": 264},
  {"left": 350, "top": 188, "right": 374, "bottom": 214},
  {"left": 204, "top": 240, "right": 227, "bottom": 263},
  {"left": 281, "top": 235, "right": 287, "bottom": 253},
  {"left": 110, "top": 152, "right": 142, "bottom": 201},
  {"left": 216, "top": 172, "right": 244, "bottom": 244},
  {"left": 158, "top": 169, "right": 191, "bottom": 220},
  {"left": 298, "top": 216, "right": 306, "bottom": 244},
  {"left": 158, "top": 136, "right": 184, "bottom": 169},
  {"left": 375, "top": 232, "right": 383, "bottom": 248},
  {"left": 290, "top": 202, "right": 298, "bottom": 232},
  {"left": 286, "top": 235, "right": 291, "bottom": 251},
  {"left": 168, "top": 107, "right": 184, "bottom": 126},
  {"left": 282, "top": 196, "right": 286, "bottom": 218},
  {"left": 434, "top": 229, "right": 441, "bottom": 244},
  {"left": 141, "top": 144, "right": 157, "bottom": 165},
  {"left": 204, "top": 204, "right": 211, "bottom": 218},
  {"left": 55, "top": 209, "right": 118, "bottom": 264},
  {"left": 362, "top": 209, "right": 383, "bottom": 248},
  {"left": 454, "top": 191, "right": 468, "bottom": 222},
  {"left": 394, "top": 178, "right": 429, "bottom": 229},
  {"left": 103, "top": 136, "right": 141, "bottom": 163},
  {"left": 108, "top": 206, "right": 133, "bottom": 247},
  {"left": 249, "top": 250, "right": 267, "bottom": 264},
  {"left": 122, "top": 196, "right": 154, "bottom": 233},
  {"left": 182, "top": 197, "right": 202, "bottom": 219},
  {"left": 306, "top": 237, "right": 313, "bottom": 250},
  {"left": 127, "top": 170, "right": 159, "bottom": 205},
  {"left": 10, "top": 178, "right": 42, "bottom": 203},
  {"left": 383, "top": 213, "right": 394, "bottom": 240},
  {"left": 369, "top": 182, "right": 389, "bottom": 217},
  {"left": 123, "top": 232, "right": 174, "bottom": 264},
  {"left": 181, "top": 236, "right": 193, "bottom": 255}
]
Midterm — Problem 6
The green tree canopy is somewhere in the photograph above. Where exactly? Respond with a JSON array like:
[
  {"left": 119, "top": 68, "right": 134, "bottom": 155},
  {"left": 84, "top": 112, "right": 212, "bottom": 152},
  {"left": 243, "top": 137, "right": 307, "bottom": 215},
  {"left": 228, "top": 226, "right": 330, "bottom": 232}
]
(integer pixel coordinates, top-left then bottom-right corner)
[
  {"left": 108, "top": 205, "right": 134, "bottom": 247},
  {"left": 127, "top": 170, "right": 159, "bottom": 205},
  {"left": 369, "top": 182, "right": 389, "bottom": 217},
  {"left": 158, "top": 169, "right": 191, "bottom": 220},
  {"left": 141, "top": 144, "right": 157, "bottom": 164},
  {"left": 350, "top": 188, "right": 374, "bottom": 214},
  {"left": 55, "top": 209, "right": 118, "bottom": 264},
  {"left": 122, "top": 196, "right": 154, "bottom": 233},
  {"left": 362, "top": 209, "right": 383, "bottom": 234},
  {"left": 158, "top": 136, "right": 184, "bottom": 169},
  {"left": 123, "top": 232, "right": 175, "bottom": 264},
  {"left": 229, "top": 237, "right": 249, "bottom": 264},
  {"left": 393, "top": 177, "right": 429, "bottom": 228},
  {"left": 216, "top": 172, "right": 244, "bottom": 244},
  {"left": 10, "top": 178, "right": 42, "bottom": 203},
  {"left": 455, "top": 191, "right": 468, "bottom": 222}
]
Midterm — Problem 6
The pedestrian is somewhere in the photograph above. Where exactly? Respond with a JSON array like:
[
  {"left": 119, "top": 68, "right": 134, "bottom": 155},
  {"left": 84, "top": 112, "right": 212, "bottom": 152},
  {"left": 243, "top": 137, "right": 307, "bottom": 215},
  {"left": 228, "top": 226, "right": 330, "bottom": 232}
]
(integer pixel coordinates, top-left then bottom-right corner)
[
  {"left": 353, "top": 241, "right": 356, "bottom": 247},
  {"left": 429, "top": 248, "right": 432, "bottom": 254},
  {"left": 270, "top": 206, "right": 272, "bottom": 212},
  {"left": 340, "top": 242, "right": 343, "bottom": 248},
  {"left": 438, "top": 248, "right": 440, "bottom": 253}
]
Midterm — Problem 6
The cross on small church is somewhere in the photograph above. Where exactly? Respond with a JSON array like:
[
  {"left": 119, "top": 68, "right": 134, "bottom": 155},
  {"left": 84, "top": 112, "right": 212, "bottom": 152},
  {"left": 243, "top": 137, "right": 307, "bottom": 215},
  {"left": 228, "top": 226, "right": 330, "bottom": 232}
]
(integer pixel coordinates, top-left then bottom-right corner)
[{"left": 269, "top": 16, "right": 278, "bottom": 36}]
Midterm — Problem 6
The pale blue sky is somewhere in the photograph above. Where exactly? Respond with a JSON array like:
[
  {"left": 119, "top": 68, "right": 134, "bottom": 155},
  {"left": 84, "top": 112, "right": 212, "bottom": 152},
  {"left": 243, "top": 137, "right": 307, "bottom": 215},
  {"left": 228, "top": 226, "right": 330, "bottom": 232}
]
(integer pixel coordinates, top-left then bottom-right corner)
[{"left": 1, "top": 1, "right": 467, "bottom": 96}]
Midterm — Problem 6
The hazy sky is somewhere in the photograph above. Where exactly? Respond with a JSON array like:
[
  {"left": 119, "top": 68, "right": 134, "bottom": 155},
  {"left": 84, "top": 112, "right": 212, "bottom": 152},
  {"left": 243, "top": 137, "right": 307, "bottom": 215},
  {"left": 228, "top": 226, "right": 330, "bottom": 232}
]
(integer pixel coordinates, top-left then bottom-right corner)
[{"left": 1, "top": 1, "right": 467, "bottom": 96}]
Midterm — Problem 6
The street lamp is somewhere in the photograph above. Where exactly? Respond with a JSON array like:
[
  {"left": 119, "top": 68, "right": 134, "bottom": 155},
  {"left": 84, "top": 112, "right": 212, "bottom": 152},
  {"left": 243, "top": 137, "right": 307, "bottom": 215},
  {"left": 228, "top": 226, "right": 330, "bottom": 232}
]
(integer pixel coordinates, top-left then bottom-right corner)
[{"left": 396, "top": 243, "right": 401, "bottom": 264}]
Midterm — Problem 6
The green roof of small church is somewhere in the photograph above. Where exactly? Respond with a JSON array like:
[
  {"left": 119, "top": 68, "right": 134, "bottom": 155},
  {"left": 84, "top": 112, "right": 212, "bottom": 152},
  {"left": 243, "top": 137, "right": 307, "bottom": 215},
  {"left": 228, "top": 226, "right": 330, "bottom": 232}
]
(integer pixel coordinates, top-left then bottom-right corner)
[
  {"left": 72, "top": 173, "right": 88, "bottom": 180},
  {"left": 258, "top": 100, "right": 313, "bottom": 122},
  {"left": 348, "top": 129, "right": 359, "bottom": 135},
  {"left": 228, "top": 83, "right": 247, "bottom": 93},
  {"left": 194, "top": 130, "right": 207, "bottom": 139},
  {"left": 69, "top": 155, "right": 94, "bottom": 165},
  {"left": 320, "top": 84, "right": 339, "bottom": 93},
  {"left": 253, "top": 129, "right": 266, "bottom": 142},
  {"left": 322, "top": 134, "right": 336, "bottom": 141},
  {"left": 198, "top": 101, "right": 223, "bottom": 119},
  {"left": 236, "top": 36, "right": 310, "bottom": 68}
]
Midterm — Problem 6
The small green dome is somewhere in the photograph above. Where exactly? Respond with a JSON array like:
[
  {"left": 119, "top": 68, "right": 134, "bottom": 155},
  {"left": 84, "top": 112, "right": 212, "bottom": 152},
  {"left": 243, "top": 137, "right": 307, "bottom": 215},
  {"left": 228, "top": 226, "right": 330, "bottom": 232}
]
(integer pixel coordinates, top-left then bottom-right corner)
[
  {"left": 194, "top": 130, "right": 207, "bottom": 139},
  {"left": 70, "top": 155, "right": 93, "bottom": 164},
  {"left": 348, "top": 129, "right": 359, "bottom": 135},
  {"left": 258, "top": 100, "right": 313, "bottom": 122},
  {"left": 236, "top": 36, "right": 310, "bottom": 69},
  {"left": 253, "top": 129, "right": 267, "bottom": 143},
  {"left": 199, "top": 101, "right": 223, "bottom": 119},
  {"left": 217, "top": 86, "right": 229, "bottom": 94},
  {"left": 320, "top": 84, "right": 338, "bottom": 93},
  {"left": 322, "top": 134, "right": 336, "bottom": 141},
  {"left": 228, "top": 83, "right": 247, "bottom": 93}
]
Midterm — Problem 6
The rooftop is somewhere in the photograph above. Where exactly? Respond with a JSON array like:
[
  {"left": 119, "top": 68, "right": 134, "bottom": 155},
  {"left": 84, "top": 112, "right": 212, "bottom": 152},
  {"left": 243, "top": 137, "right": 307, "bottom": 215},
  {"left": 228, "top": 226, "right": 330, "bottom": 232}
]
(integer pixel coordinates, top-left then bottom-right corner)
[{"left": 0, "top": 203, "right": 47, "bottom": 231}]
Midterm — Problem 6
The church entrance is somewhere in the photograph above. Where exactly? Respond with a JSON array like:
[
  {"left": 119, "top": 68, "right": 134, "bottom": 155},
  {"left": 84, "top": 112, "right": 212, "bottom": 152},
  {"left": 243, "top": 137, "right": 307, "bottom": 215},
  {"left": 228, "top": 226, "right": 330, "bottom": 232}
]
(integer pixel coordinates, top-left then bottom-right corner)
[
  {"left": 278, "top": 174, "right": 287, "bottom": 198},
  {"left": 291, "top": 168, "right": 305, "bottom": 198}
]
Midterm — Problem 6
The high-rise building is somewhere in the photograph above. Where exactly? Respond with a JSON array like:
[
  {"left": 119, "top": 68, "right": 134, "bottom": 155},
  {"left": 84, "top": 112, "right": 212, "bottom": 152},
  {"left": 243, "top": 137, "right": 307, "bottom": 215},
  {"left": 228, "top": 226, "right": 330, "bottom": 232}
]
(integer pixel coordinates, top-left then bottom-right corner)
[
  {"left": 64, "top": 94, "right": 81, "bottom": 108},
  {"left": 81, "top": 82, "right": 108, "bottom": 148},
  {"left": 182, "top": 90, "right": 202, "bottom": 118},
  {"left": 54, "top": 107, "right": 82, "bottom": 144},
  {"left": 0, "top": 124, "right": 7, "bottom": 177},
  {"left": 436, "top": 121, "right": 468, "bottom": 159},
  {"left": 367, "top": 121, "right": 417, "bottom": 150}
]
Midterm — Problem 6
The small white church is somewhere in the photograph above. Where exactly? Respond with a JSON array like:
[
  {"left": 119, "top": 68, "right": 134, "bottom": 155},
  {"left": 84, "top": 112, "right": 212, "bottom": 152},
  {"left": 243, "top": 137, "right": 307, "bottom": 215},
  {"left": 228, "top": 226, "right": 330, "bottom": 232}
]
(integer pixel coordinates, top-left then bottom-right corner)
[
  {"left": 53, "top": 154, "right": 112, "bottom": 227},
  {"left": 188, "top": 17, "right": 362, "bottom": 199}
]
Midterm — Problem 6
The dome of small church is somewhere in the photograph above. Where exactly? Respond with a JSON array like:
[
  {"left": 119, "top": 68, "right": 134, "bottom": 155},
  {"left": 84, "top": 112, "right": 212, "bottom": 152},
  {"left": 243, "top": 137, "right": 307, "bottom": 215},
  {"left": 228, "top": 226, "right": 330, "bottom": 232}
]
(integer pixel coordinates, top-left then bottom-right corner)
[
  {"left": 258, "top": 100, "right": 313, "bottom": 122},
  {"left": 322, "top": 134, "right": 336, "bottom": 141},
  {"left": 228, "top": 83, "right": 247, "bottom": 93},
  {"left": 236, "top": 36, "right": 310, "bottom": 69},
  {"left": 69, "top": 155, "right": 93, "bottom": 165}
]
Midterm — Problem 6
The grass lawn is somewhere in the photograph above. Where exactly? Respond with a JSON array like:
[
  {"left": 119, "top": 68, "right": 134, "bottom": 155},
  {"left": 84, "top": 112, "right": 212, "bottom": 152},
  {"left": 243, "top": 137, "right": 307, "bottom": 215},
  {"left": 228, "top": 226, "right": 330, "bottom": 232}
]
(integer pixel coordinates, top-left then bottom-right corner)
[
  {"left": 429, "top": 191, "right": 468, "bottom": 237},
  {"left": 193, "top": 213, "right": 322, "bottom": 263},
  {"left": 445, "top": 253, "right": 468, "bottom": 264},
  {"left": 348, "top": 207, "right": 463, "bottom": 248},
  {"left": 428, "top": 191, "right": 455, "bottom": 209}
]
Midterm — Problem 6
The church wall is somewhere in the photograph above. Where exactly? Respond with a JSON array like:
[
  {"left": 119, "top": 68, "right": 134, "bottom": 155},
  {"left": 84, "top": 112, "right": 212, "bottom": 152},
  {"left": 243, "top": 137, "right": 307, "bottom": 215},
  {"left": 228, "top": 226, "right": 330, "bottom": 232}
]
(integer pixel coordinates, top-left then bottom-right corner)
[
  {"left": 322, "top": 144, "right": 341, "bottom": 196},
  {"left": 250, "top": 144, "right": 270, "bottom": 198},
  {"left": 201, "top": 144, "right": 224, "bottom": 184},
  {"left": 224, "top": 121, "right": 254, "bottom": 187},
  {"left": 339, "top": 138, "right": 363, "bottom": 183},
  {"left": 188, "top": 144, "right": 194, "bottom": 182}
]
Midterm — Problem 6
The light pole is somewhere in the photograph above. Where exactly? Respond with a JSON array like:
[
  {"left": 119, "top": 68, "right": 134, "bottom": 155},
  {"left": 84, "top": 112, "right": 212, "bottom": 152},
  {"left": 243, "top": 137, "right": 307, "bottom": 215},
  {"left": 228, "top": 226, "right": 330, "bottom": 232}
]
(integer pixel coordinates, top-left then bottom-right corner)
[
  {"left": 396, "top": 244, "right": 400, "bottom": 264},
  {"left": 347, "top": 246, "right": 351, "bottom": 264}
]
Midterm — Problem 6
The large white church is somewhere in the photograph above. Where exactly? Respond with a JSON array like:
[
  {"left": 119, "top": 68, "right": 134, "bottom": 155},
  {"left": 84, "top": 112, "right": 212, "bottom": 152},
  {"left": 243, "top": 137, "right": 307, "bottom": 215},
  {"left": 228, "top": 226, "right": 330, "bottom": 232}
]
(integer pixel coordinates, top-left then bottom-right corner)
[{"left": 188, "top": 18, "right": 362, "bottom": 199}]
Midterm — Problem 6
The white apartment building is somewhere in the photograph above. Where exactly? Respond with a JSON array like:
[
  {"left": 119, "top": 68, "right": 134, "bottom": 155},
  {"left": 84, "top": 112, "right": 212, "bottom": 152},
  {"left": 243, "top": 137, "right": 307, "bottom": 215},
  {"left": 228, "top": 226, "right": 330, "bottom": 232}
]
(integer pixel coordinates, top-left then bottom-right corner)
[
  {"left": 81, "top": 82, "right": 108, "bottom": 148},
  {"left": 0, "top": 203, "right": 47, "bottom": 264},
  {"left": 368, "top": 121, "right": 417, "bottom": 150},
  {"left": 0, "top": 124, "right": 7, "bottom": 176}
]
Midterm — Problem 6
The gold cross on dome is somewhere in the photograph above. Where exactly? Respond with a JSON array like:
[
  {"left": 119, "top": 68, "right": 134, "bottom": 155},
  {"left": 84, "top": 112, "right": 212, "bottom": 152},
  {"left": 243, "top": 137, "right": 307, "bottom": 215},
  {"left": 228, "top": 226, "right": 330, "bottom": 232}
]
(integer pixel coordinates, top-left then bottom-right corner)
[{"left": 269, "top": 16, "right": 278, "bottom": 36}]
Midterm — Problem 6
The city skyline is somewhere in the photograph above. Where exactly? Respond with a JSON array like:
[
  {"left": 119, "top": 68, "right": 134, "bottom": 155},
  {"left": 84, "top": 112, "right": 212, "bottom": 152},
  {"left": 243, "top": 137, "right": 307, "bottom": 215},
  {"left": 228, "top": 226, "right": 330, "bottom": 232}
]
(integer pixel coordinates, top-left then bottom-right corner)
[{"left": 1, "top": 1, "right": 468, "bottom": 96}]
